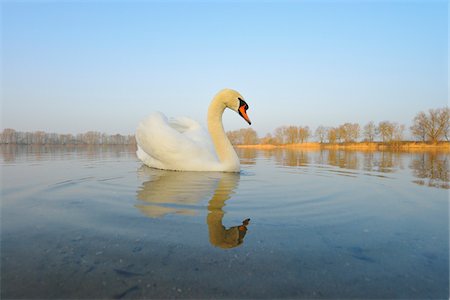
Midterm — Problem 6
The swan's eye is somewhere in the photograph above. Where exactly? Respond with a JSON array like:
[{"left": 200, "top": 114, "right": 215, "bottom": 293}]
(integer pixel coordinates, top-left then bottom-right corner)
[{"left": 238, "top": 97, "right": 248, "bottom": 110}]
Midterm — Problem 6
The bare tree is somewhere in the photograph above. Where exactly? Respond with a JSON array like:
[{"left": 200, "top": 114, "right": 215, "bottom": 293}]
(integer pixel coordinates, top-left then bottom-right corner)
[
  {"left": 0, "top": 128, "right": 17, "bottom": 144},
  {"left": 338, "top": 124, "right": 348, "bottom": 143},
  {"left": 260, "top": 133, "right": 276, "bottom": 144},
  {"left": 32, "top": 131, "right": 46, "bottom": 145},
  {"left": 363, "top": 121, "right": 376, "bottom": 142},
  {"left": 410, "top": 111, "right": 428, "bottom": 142},
  {"left": 226, "top": 128, "right": 258, "bottom": 145},
  {"left": 274, "top": 126, "right": 287, "bottom": 145},
  {"left": 240, "top": 128, "right": 259, "bottom": 144},
  {"left": 0, "top": 129, "right": 137, "bottom": 145},
  {"left": 336, "top": 125, "right": 345, "bottom": 143},
  {"left": 82, "top": 131, "right": 102, "bottom": 145},
  {"left": 393, "top": 124, "right": 405, "bottom": 143},
  {"left": 410, "top": 107, "right": 449, "bottom": 143},
  {"left": 338, "top": 123, "right": 359, "bottom": 143},
  {"left": 349, "top": 123, "right": 360, "bottom": 142},
  {"left": 59, "top": 134, "right": 74, "bottom": 145},
  {"left": 298, "top": 126, "right": 311, "bottom": 143},
  {"left": 315, "top": 126, "right": 327, "bottom": 143},
  {"left": 427, "top": 108, "right": 447, "bottom": 143},
  {"left": 327, "top": 127, "right": 338, "bottom": 144},
  {"left": 378, "top": 121, "right": 395, "bottom": 143},
  {"left": 444, "top": 107, "right": 450, "bottom": 141},
  {"left": 285, "top": 126, "right": 299, "bottom": 144}
]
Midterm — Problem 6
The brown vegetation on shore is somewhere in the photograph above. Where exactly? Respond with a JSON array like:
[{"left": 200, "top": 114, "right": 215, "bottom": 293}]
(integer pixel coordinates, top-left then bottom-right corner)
[
  {"left": 237, "top": 141, "right": 450, "bottom": 152},
  {"left": 229, "top": 106, "right": 449, "bottom": 150}
]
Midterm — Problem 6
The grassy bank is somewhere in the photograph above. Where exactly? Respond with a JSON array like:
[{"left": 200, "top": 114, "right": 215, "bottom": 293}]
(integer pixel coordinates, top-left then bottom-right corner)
[{"left": 236, "top": 142, "right": 450, "bottom": 152}]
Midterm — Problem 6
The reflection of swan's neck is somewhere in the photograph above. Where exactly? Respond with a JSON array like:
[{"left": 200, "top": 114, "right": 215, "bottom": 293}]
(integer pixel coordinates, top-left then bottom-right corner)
[
  {"left": 207, "top": 96, "right": 239, "bottom": 171},
  {"left": 207, "top": 173, "right": 242, "bottom": 249}
]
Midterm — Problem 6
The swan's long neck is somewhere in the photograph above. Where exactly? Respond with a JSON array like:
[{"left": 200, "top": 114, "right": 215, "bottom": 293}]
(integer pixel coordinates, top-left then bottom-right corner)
[{"left": 207, "top": 96, "right": 240, "bottom": 171}]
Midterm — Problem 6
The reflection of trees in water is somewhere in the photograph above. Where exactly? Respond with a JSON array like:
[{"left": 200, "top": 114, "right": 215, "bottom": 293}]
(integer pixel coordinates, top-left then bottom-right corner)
[
  {"left": 0, "top": 145, "right": 136, "bottom": 162},
  {"left": 313, "top": 150, "right": 360, "bottom": 170},
  {"left": 238, "top": 148, "right": 311, "bottom": 167},
  {"left": 316, "top": 150, "right": 404, "bottom": 173},
  {"left": 377, "top": 152, "right": 403, "bottom": 173},
  {"left": 369, "top": 151, "right": 404, "bottom": 173},
  {"left": 326, "top": 150, "right": 359, "bottom": 170},
  {"left": 0, "top": 144, "right": 19, "bottom": 162},
  {"left": 362, "top": 151, "right": 375, "bottom": 171},
  {"left": 272, "top": 149, "right": 285, "bottom": 165},
  {"left": 278, "top": 149, "right": 310, "bottom": 167},
  {"left": 285, "top": 150, "right": 308, "bottom": 167},
  {"left": 237, "top": 148, "right": 282, "bottom": 164},
  {"left": 236, "top": 148, "right": 257, "bottom": 165},
  {"left": 5, "top": 145, "right": 448, "bottom": 190},
  {"left": 1, "top": 144, "right": 62, "bottom": 162},
  {"left": 262, "top": 149, "right": 276, "bottom": 160},
  {"left": 410, "top": 152, "right": 449, "bottom": 189},
  {"left": 267, "top": 148, "right": 448, "bottom": 189}
]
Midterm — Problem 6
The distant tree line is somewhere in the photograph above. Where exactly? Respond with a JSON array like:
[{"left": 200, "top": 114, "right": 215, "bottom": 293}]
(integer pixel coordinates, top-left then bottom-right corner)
[
  {"left": 2, "top": 107, "right": 448, "bottom": 146},
  {"left": 0, "top": 129, "right": 136, "bottom": 145},
  {"left": 227, "top": 106, "right": 449, "bottom": 145},
  {"left": 226, "top": 128, "right": 259, "bottom": 145},
  {"left": 310, "top": 121, "right": 406, "bottom": 145}
]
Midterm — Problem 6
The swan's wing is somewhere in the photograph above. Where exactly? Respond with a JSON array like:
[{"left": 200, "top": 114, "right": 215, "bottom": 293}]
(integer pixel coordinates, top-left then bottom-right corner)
[
  {"left": 168, "top": 116, "right": 198, "bottom": 133},
  {"left": 168, "top": 116, "right": 215, "bottom": 150},
  {"left": 136, "top": 112, "right": 220, "bottom": 171}
]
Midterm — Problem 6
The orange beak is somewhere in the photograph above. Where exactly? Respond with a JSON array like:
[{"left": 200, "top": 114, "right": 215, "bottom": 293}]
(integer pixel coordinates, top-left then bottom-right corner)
[
  {"left": 238, "top": 225, "right": 247, "bottom": 232},
  {"left": 239, "top": 105, "right": 251, "bottom": 125}
]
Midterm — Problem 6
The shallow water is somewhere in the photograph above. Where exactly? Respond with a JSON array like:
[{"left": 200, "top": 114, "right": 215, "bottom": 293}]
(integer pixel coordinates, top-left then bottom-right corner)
[{"left": 1, "top": 145, "right": 448, "bottom": 299}]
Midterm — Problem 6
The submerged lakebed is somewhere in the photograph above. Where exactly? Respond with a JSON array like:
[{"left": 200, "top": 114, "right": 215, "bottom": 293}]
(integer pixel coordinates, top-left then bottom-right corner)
[{"left": 1, "top": 145, "right": 449, "bottom": 299}]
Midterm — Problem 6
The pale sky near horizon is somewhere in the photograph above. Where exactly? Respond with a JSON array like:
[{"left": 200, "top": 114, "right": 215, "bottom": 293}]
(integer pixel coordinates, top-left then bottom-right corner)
[{"left": 1, "top": 0, "right": 448, "bottom": 136}]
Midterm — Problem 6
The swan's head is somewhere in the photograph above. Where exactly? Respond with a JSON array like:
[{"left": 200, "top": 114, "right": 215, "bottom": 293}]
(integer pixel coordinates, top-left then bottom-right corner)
[{"left": 217, "top": 88, "right": 251, "bottom": 125}]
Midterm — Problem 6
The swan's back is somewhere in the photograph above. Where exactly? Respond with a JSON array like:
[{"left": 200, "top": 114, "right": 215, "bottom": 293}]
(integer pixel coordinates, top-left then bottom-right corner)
[{"left": 136, "top": 112, "right": 223, "bottom": 171}]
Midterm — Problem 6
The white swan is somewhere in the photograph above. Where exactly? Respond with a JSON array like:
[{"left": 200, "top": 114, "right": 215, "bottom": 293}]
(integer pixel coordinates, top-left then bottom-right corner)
[{"left": 135, "top": 89, "right": 251, "bottom": 172}]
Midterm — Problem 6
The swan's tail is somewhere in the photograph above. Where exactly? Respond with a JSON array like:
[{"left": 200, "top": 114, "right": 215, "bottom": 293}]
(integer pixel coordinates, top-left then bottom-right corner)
[
  {"left": 136, "top": 145, "right": 165, "bottom": 169},
  {"left": 135, "top": 114, "right": 167, "bottom": 169}
]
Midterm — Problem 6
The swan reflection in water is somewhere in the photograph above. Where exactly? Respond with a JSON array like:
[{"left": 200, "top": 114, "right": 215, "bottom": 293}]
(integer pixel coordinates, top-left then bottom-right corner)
[{"left": 136, "top": 167, "right": 250, "bottom": 248}]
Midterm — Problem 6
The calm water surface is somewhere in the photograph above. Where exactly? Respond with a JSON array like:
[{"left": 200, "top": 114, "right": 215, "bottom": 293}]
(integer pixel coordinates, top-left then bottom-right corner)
[{"left": 1, "top": 145, "right": 449, "bottom": 299}]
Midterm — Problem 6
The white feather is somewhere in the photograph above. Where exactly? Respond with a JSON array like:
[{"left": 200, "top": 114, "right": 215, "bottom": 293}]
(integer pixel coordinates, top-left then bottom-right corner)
[{"left": 136, "top": 112, "right": 222, "bottom": 171}]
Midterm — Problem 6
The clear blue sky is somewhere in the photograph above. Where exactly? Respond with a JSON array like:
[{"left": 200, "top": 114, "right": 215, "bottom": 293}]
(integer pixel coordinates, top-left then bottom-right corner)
[{"left": 1, "top": 0, "right": 448, "bottom": 136}]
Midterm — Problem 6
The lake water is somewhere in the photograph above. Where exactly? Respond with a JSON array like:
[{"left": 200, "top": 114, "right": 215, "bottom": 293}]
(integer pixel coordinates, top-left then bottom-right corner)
[{"left": 1, "top": 145, "right": 449, "bottom": 299}]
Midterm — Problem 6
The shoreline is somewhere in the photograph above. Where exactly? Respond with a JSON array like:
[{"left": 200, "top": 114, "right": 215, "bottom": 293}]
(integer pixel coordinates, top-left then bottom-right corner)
[
  {"left": 1, "top": 142, "right": 449, "bottom": 152},
  {"left": 236, "top": 142, "right": 450, "bottom": 152}
]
